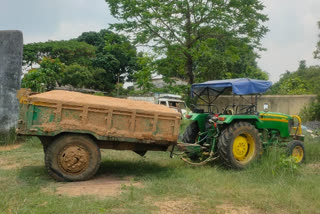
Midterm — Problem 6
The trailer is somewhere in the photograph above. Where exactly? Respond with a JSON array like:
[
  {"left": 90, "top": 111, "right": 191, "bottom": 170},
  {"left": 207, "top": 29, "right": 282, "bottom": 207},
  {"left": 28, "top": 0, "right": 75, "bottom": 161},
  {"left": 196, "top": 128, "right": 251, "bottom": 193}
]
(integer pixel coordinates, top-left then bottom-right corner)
[{"left": 16, "top": 89, "right": 181, "bottom": 181}]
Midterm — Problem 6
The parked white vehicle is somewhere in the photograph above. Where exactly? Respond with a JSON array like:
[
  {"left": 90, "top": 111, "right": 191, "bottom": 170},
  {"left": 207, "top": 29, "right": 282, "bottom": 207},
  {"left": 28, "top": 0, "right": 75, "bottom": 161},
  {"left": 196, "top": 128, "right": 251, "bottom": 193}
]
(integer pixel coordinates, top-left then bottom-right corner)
[{"left": 128, "top": 93, "right": 188, "bottom": 117}]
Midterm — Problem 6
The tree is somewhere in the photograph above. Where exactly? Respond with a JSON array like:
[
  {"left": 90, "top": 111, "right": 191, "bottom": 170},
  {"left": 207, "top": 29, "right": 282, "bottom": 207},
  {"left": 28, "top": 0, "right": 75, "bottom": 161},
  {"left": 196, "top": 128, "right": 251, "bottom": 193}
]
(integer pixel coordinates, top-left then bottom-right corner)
[
  {"left": 278, "top": 77, "right": 307, "bottom": 95},
  {"left": 23, "top": 40, "right": 96, "bottom": 68},
  {"left": 104, "top": 33, "right": 139, "bottom": 84},
  {"left": 22, "top": 58, "right": 65, "bottom": 92},
  {"left": 22, "top": 30, "right": 139, "bottom": 94},
  {"left": 298, "top": 60, "right": 307, "bottom": 70},
  {"left": 106, "top": 0, "right": 268, "bottom": 84},
  {"left": 79, "top": 30, "right": 139, "bottom": 92},
  {"left": 155, "top": 37, "right": 268, "bottom": 84},
  {"left": 133, "top": 54, "right": 155, "bottom": 93},
  {"left": 314, "top": 21, "right": 320, "bottom": 59},
  {"left": 78, "top": 29, "right": 111, "bottom": 52},
  {"left": 90, "top": 67, "right": 116, "bottom": 92},
  {"left": 61, "top": 64, "right": 93, "bottom": 89},
  {"left": 268, "top": 60, "right": 320, "bottom": 95},
  {"left": 191, "top": 36, "right": 268, "bottom": 81}
]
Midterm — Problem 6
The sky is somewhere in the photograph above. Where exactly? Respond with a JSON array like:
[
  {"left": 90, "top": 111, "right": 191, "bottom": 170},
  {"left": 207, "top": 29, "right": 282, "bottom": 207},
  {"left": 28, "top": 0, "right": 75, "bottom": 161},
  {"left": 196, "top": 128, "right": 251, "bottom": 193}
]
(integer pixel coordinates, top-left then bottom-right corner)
[{"left": 0, "top": 0, "right": 319, "bottom": 83}]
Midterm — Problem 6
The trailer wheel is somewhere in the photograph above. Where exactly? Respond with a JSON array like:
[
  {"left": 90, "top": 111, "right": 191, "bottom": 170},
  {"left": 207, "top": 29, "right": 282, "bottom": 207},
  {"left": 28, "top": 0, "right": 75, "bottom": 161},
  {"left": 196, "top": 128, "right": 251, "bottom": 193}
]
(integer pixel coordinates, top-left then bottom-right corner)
[
  {"left": 45, "top": 134, "right": 101, "bottom": 181},
  {"left": 38, "top": 136, "right": 53, "bottom": 153},
  {"left": 182, "top": 121, "right": 199, "bottom": 144},
  {"left": 286, "top": 140, "right": 305, "bottom": 164},
  {"left": 217, "top": 122, "right": 261, "bottom": 169}
]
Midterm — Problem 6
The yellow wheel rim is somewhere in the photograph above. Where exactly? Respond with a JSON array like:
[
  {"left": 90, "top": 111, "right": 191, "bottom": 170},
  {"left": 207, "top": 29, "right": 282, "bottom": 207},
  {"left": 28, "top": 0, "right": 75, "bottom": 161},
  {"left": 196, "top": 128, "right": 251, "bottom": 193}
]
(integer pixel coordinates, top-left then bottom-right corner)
[
  {"left": 233, "top": 133, "right": 255, "bottom": 163},
  {"left": 292, "top": 146, "right": 304, "bottom": 163}
]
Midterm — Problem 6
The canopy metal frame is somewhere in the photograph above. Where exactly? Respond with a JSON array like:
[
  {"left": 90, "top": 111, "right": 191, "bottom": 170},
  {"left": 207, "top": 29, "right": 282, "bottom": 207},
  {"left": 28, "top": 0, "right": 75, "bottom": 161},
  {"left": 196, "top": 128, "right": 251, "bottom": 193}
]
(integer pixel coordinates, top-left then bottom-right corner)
[{"left": 192, "top": 86, "right": 261, "bottom": 114}]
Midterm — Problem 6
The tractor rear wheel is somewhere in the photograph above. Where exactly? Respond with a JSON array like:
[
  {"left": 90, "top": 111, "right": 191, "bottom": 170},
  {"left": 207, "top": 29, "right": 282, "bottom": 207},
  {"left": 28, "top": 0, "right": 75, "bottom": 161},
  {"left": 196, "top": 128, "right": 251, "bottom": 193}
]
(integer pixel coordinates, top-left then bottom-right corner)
[
  {"left": 45, "top": 134, "right": 101, "bottom": 181},
  {"left": 217, "top": 122, "right": 261, "bottom": 169},
  {"left": 182, "top": 121, "right": 199, "bottom": 144},
  {"left": 286, "top": 140, "right": 305, "bottom": 164}
]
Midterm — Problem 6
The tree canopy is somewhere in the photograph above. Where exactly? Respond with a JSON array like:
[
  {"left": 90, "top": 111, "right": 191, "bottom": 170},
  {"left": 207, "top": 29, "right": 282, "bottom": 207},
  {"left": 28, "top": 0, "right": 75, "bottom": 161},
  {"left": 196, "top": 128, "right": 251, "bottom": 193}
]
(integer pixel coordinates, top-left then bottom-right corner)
[
  {"left": 22, "top": 58, "right": 65, "bottom": 92},
  {"left": 133, "top": 54, "right": 155, "bottom": 93},
  {"left": 269, "top": 60, "right": 320, "bottom": 95},
  {"left": 22, "top": 30, "right": 139, "bottom": 94},
  {"left": 155, "top": 36, "right": 268, "bottom": 83},
  {"left": 23, "top": 40, "right": 96, "bottom": 68},
  {"left": 106, "top": 0, "right": 269, "bottom": 84},
  {"left": 78, "top": 30, "right": 139, "bottom": 88}
]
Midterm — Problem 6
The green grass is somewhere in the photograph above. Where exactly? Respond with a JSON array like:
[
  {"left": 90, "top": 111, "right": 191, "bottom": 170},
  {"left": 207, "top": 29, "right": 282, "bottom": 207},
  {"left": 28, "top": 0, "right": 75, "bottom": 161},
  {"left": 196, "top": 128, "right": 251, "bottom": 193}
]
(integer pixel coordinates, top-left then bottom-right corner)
[
  {"left": 0, "top": 128, "right": 20, "bottom": 146},
  {"left": 0, "top": 136, "right": 320, "bottom": 213}
]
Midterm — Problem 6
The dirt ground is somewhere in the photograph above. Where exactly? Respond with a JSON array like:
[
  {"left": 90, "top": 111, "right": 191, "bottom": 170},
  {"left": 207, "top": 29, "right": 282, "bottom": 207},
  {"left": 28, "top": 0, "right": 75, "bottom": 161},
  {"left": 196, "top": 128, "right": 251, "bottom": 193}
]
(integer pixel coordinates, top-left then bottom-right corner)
[
  {"left": 216, "top": 203, "right": 263, "bottom": 214},
  {"left": 307, "top": 163, "right": 320, "bottom": 170},
  {"left": 0, "top": 144, "right": 21, "bottom": 152},
  {"left": 152, "top": 198, "right": 262, "bottom": 214},
  {"left": 153, "top": 198, "right": 195, "bottom": 214},
  {"left": 43, "top": 175, "right": 142, "bottom": 198}
]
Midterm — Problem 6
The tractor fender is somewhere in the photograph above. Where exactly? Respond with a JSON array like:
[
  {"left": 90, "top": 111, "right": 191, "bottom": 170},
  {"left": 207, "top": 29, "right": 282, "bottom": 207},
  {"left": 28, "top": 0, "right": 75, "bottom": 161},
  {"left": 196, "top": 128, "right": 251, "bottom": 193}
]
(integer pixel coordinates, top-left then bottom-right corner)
[{"left": 217, "top": 115, "right": 262, "bottom": 125}]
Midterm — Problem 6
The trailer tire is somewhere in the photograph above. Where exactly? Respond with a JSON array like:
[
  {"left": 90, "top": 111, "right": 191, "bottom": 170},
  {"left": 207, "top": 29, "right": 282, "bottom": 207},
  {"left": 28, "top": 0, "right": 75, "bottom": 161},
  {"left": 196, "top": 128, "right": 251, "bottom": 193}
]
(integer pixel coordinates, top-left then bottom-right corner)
[
  {"left": 39, "top": 136, "right": 53, "bottom": 153},
  {"left": 217, "top": 122, "right": 261, "bottom": 169},
  {"left": 182, "top": 121, "right": 199, "bottom": 144},
  {"left": 286, "top": 140, "right": 305, "bottom": 164},
  {"left": 45, "top": 134, "right": 101, "bottom": 181}
]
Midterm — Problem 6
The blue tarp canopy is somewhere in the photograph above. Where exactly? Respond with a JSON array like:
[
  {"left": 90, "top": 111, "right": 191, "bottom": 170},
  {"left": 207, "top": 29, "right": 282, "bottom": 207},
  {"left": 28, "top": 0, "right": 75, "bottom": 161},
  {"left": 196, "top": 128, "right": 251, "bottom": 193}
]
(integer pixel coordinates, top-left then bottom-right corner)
[{"left": 191, "top": 78, "right": 272, "bottom": 97}]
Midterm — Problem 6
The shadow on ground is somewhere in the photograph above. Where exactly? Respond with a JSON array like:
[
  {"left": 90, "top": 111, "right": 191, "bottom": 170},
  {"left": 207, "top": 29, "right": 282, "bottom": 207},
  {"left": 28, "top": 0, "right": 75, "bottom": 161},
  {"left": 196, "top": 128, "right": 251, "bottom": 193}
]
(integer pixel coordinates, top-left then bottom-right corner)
[
  {"left": 17, "top": 158, "right": 175, "bottom": 185},
  {"left": 97, "top": 159, "right": 176, "bottom": 179}
]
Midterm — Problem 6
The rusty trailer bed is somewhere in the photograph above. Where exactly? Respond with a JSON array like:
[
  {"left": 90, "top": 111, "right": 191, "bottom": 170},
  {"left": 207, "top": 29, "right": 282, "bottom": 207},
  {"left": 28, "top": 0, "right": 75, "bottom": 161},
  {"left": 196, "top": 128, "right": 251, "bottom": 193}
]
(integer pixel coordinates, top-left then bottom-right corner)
[{"left": 17, "top": 90, "right": 181, "bottom": 147}]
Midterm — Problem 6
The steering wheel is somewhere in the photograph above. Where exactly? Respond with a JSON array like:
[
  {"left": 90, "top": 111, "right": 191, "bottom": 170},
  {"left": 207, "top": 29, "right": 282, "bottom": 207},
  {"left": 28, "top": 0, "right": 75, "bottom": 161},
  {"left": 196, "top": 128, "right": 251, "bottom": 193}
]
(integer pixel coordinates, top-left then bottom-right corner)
[
  {"left": 237, "top": 105, "right": 256, "bottom": 114},
  {"left": 223, "top": 105, "right": 234, "bottom": 115}
]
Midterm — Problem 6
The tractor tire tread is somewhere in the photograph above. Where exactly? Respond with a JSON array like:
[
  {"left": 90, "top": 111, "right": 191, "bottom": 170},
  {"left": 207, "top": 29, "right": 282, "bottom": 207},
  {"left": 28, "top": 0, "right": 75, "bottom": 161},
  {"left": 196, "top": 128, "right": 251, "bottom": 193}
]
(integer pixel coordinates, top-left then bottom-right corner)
[
  {"left": 286, "top": 140, "right": 305, "bottom": 164},
  {"left": 217, "top": 121, "right": 261, "bottom": 169},
  {"left": 182, "top": 121, "right": 199, "bottom": 144}
]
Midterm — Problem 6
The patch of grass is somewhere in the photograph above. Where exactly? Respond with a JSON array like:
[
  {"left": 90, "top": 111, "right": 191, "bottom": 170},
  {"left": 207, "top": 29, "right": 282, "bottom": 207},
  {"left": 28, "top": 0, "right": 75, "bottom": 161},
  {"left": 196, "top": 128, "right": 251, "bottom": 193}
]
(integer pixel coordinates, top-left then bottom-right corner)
[
  {"left": 0, "top": 136, "right": 319, "bottom": 213},
  {"left": 0, "top": 128, "right": 19, "bottom": 145},
  {"left": 247, "top": 146, "right": 301, "bottom": 179},
  {"left": 304, "top": 134, "right": 320, "bottom": 163}
]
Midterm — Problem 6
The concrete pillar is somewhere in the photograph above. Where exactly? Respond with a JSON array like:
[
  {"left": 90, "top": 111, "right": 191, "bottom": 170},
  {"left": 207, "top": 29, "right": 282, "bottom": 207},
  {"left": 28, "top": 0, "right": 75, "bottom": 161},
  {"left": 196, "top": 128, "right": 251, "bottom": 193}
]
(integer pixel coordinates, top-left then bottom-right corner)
[{"left": 0, "top": 30, "right": 23, "bottom": 133}]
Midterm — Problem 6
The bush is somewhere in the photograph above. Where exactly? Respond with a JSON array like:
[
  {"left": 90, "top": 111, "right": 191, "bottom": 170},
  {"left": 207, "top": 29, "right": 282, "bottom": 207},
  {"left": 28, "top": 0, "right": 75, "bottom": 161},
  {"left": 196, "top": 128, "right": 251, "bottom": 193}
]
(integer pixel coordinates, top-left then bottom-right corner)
[
  {"left": 304, "top": 133, "right": 320, "bottom": 163},
  {"left": 0, "top": 128, "right": 18, "bottom": 145},
  {"left": 300, "top": 94, "right": 320, "bottom": 122},
  {"left": 254, "top": 146, "right": 300, "bottom": 177}
]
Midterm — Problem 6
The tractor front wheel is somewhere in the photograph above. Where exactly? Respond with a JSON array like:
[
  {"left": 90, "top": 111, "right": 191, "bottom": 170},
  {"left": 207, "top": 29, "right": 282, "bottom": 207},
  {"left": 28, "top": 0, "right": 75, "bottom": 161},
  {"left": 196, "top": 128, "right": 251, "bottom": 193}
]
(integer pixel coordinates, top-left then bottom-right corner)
[
  {"left": 217, "top": 122, "right": 261, "bottom": 169},
  {"left": 286, "top": 140, "right": 305, "bottom": 164}
]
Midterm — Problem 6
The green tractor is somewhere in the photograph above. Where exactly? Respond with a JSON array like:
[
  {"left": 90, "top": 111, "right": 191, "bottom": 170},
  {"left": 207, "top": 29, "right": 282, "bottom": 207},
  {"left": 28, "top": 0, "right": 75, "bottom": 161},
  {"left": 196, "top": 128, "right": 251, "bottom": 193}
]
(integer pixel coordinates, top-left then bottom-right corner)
[{"left": 178, "top": 78, "right": 305, "bottom": 169}]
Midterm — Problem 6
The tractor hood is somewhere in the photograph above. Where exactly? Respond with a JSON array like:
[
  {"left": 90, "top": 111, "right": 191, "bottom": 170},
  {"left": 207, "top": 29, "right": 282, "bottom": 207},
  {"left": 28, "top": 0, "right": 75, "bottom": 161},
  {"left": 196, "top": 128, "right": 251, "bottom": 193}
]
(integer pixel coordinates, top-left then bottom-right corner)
[{"left": 259, "top": 112, "right": 292, "bottom": 122}]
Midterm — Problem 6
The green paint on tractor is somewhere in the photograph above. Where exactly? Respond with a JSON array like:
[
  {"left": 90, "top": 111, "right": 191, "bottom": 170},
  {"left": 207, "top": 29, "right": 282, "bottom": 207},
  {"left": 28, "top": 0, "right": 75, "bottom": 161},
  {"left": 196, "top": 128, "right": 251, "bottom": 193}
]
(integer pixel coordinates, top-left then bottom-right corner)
[{"left": 180, "top": 79, "right": 306, "bottom": 168}]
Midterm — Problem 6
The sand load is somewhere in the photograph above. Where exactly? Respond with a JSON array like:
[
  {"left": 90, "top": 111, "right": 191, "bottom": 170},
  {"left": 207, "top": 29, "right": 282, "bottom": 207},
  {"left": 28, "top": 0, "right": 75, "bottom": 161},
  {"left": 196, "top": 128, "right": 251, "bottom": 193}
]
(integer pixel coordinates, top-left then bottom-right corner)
[
  {"left": 18, "top": 90, "right": 181, "bottom": 143},
  {"left": 28, "top": 90, "right": 178, "bottom": 114}
]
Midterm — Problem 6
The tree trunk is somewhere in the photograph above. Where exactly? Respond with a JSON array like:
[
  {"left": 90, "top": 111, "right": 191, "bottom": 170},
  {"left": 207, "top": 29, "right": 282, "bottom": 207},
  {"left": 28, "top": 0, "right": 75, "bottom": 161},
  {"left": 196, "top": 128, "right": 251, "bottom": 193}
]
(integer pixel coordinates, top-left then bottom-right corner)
[
  {"left": 185, "top": 2, "right": 194, "bottom": 85},
  {"left": 186, "top": 54, "right": 194, "bottom": 85},
  {"left": 117, "top": 74, "right": 120, "bottom": 97}
]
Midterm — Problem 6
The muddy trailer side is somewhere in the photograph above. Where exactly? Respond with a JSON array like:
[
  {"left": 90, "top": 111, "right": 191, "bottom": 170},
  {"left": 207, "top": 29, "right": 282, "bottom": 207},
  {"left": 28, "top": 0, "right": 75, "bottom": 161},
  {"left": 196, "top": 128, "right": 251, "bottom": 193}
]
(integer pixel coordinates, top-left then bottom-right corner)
[{"left": 16, "top": 90, "right": 181, "bottom": 181}]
